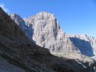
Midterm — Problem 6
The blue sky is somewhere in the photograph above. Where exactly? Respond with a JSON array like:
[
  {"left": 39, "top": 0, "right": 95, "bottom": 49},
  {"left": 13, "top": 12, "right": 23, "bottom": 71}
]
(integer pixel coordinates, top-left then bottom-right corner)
[{"left": 0, "top": 0, "right": 96, "bottom": 37}]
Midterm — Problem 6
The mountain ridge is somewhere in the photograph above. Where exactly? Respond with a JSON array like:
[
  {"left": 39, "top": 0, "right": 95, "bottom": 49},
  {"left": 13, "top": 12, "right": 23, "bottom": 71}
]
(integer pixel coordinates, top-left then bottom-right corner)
[
  {"left": 10, "top": 12, "right": 96, "bottom": 58},
  {"left": 0, "top": 7, "right": 96, "bottom": 72}
]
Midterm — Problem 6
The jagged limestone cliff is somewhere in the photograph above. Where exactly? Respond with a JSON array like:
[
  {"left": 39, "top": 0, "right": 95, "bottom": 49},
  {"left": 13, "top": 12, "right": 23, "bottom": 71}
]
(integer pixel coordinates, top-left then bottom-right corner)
[
  {"left": 1, "top": 7, "right": 96, "bottom": 72},
  {"left": 10, "top": 12, "right": 96, "bottom": 58}
]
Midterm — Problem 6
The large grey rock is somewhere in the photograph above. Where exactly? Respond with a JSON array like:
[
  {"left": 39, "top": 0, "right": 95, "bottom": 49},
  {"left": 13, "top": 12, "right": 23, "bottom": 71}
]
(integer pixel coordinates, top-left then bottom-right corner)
[
  {"left": 11, "top": 12, "right": 80, "bottom": 54},
  {"left": 68, "top": 34, "right": 96, "bottom": 57},
  {"left": 1, "top": 7, "right": 96, "bottom": 72},
  {"left": 3, "top": 7, "right": 96, "bottom": 72},
  {"left": 24, "top": 12, "right": 96, "bottom": 57},
  {"left": 10, "top": 14, "right": 34, "bottom": 42},
  {"left": 10, "top": 11, "right": 96, "bottom": 60}
]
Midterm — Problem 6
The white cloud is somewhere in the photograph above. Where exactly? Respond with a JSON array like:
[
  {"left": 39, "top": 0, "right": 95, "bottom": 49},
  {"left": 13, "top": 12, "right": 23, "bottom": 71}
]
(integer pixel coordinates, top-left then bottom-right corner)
[{"left": 0, "top": 3, "right": 10, "bottom": 14}]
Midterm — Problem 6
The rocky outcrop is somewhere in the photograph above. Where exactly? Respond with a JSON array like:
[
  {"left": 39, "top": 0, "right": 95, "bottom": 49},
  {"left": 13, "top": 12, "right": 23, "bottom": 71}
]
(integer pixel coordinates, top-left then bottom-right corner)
[
  {"left": 68, "top": 34, "right": 96, "bottom": 57},
  {"left": 11, "top": 12, "right": 80, "bottom": 54},
  {"left": 1, "top": 7, "right": 96, "bottom": 72},
  {"left": 10, "top": 14, "right": 34, "bottom": 42},
  {"left": 11, "top": 12, "right": 96, "bottom": 58}
]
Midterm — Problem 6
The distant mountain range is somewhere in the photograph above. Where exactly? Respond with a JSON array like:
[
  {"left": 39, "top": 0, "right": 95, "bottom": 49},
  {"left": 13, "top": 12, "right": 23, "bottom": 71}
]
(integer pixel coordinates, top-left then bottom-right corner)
[{"left": 0, "top": 7, "right": 96, "bottom": 72}]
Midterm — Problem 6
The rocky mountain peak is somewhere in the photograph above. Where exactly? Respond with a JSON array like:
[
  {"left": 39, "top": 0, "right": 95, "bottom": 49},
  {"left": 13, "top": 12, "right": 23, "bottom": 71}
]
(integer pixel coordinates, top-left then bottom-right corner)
[
  {"left": 10, "top": 14, "right": 34, "bottom": 42},
  {"left": 35, "top": 12, "right": 55, "bottom": 20},
  {"left": 0, "top": 7, "right": 96, "bottom": 72},
  {"left": 13, "top": 12, "right": 77, "bottom": 54},
  {"left": 10, "top": 14, "right": 24, "bottom": 26},
  {"left": 25, "top": 12, "right": 57, "bottom": 26},
  {"left": 10, "top": 11, "right": 96, "bottom": 58},
  {"left": 10, "top": 13, "right": 27, "bottom": 31}
]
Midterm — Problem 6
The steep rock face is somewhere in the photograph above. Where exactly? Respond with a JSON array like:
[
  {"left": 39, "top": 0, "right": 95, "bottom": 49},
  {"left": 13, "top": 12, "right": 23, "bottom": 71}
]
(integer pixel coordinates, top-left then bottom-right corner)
[
  {"left": 68, "top": 34, "right": 93, "bottom": 56},
  {"left": 0, "top": 8, "right": 54, "bottom": 72},
  {"left": 10, "top": 14, "right": 34, "bottom": 42},
  {"left": 23, "top": 12, "right": 96, "bottom": 57},
  {"left": 68, "top": 34, "right": 96, "bottom": 57},
  {"left": 12, "top": 12, "right": 80, "bottom": 54},
  {"left": 10, "top": 14, "right": 28, "bottom": 36},
  {"left": 2, "top": 7, "right": 96, "bottom": 72},
  {"left": 9, "top": 12, "right": 96, "bottom": 62},
  {"left": 10, "top": 12, "right": 96, "bottom": 58}
]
